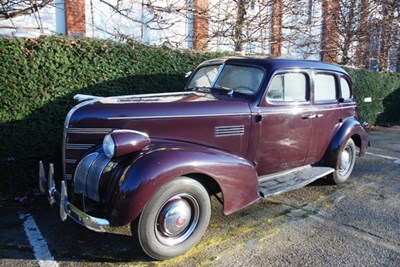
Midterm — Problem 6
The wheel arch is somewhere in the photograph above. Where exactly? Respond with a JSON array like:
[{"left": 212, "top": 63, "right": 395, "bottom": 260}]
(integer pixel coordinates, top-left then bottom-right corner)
[
  {"left": 186, "top": 173, "right": 222, "bottom": 196},
  {"left": 322, "top": 116, "right": 368, "bottom": 169}
]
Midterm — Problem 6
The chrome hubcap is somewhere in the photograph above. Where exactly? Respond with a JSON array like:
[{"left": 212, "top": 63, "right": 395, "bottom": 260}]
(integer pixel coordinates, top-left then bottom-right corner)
[
  {"left": 156, "top": 194, "right": 199, "bottom": 246},
  {"left": 339, "top": 147, "right": 352, "bottom": 175}
]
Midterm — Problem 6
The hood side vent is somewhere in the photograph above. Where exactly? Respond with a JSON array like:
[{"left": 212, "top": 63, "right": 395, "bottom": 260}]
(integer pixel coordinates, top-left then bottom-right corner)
[{"left": 215, "top": 125, "right": 245, "bottom": 137}]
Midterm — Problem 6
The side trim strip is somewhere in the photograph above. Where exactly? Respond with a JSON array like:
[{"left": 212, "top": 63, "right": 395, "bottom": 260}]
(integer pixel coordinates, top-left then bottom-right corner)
[
  {"left": 67, "top": 128, "right": 113, "bottom": 134},
  {"left": 107, "top": 113, "right": 249, "bottom": 120},
  {"left": 255, "top": 105, "right": 356, "bottom": 115}
]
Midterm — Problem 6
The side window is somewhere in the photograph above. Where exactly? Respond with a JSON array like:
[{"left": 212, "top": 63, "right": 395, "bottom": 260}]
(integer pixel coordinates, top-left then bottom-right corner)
[
  {"left": 314, "top": 74, "right": 337, "bottom": 101},
  {"left": 340, "top": 77, "right": 351, "bottom": 99},
  {"left": 267, "top": 73, "right": 307, "bottom": 102}
]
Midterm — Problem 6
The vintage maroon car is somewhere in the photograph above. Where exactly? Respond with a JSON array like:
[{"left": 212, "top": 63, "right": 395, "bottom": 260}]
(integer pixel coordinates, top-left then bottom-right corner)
[{"left": 39, "top": 57, "right": 368, "bottom": 260}]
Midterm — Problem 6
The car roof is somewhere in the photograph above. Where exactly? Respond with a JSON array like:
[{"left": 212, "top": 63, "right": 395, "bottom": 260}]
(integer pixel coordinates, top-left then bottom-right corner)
[{"left": 199, "top": 57, "right": 348, "bottom": 75}]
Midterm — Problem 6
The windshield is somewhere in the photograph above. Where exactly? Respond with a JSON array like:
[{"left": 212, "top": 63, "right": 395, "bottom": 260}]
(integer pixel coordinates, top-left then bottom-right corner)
[{"left": 187, "top": 64, "right": 264, "bottom": 95}]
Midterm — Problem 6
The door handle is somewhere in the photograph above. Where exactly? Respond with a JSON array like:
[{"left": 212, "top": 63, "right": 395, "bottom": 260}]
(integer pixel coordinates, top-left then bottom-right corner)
[
  {"left": 302, "top": 114, "right": 316, "bottom": 119},
  {"left": 316, "top": 114, "right": 324, "bottom": 118}
]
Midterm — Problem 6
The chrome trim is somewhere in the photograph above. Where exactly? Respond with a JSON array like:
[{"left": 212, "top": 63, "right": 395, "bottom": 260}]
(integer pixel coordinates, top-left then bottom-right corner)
[
  {"left": 39, "top": 161, "right": 46, "bottom": 194},
  {"left": 74, "top": 152, "right": 110, "bottom": 202},
  {"left": 107, "top": 112, "right": 249, "bottom": 120},
  {"left": 67, "top": 128, "right": 113, "bottom": 134},
  {"left": 74, "top": 153, "right": 99, "bottom": 196},
  {"left": 111, "top": 129, "right": 150, "bottom": 137},
  {"left": 39, "top": 162, "right": 110, "bottom": 233},
  {"left": 255, "top": 105, "right": 356, "bottom": 115},
  {"left": 215, "top": 125, "right": 245, "bottom": 137},
  {"left": 63, "top": 98, "right": 99, "bottom": 181},
  {"left": 86, "top": 154, "right": 110, "bottom": 202},
  {"left": 102, "top": 91, "right": 204, "bottom": 101},
  {"left": 65, "top": 159, "right": 77, "bottom": 164},
  {"left": 73, "top": 94, "right": 103, "bottom": 102},
  {"left": 66, "top": 143, "right": 95, "bottom": 150}
]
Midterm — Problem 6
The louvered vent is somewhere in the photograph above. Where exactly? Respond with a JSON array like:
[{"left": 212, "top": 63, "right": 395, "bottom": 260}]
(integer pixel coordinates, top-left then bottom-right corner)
[{"left": 214, "top": 125, "right": 245, "bottom": 137}]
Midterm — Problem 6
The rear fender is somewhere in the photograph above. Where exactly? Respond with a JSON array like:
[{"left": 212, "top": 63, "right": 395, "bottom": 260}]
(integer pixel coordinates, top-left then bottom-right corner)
[
  {"left": 110, "top": 141, "right": 261, "bottom": 226},
  {"left": 323, "top": 117, "right": 368, "bottom": 169}
]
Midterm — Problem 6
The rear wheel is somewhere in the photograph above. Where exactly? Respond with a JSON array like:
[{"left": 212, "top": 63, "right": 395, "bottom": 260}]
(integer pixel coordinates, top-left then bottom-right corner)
[
  {"left": 329, "top": 138, "right": 356, "bottom": 184},
  {"left": 132, "top": 177, "right": 211, "bottom": 260}
]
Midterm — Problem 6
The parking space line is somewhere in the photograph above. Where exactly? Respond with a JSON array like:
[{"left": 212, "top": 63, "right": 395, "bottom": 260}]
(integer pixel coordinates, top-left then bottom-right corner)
[
  {"left": 365, "top": 152, "right": 400, "bottom": 163},
  {"left": 19, "top": 213, "right": 59, "bottom": 267}
]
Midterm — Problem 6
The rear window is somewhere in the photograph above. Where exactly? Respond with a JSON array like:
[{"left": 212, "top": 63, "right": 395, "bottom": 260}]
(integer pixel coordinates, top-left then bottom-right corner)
[
  {"left": 314, "top": 74, "right": 337, "bottom": 101},
  {"left": 340, "top": 77, "right": 351, "bottom": 99}
]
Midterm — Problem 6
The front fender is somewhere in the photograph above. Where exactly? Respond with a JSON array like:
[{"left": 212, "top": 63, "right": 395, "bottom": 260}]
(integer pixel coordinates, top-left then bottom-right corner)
[
  {"left": 323, "top": 117, "right": 368, "bottom": 169},
  {"left": 110, "top": 141, "right": 261, "bottom": 226}
]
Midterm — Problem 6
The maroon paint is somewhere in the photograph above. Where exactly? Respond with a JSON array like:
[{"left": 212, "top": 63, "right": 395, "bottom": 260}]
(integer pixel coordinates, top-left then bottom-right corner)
[
  {"left": 110, "top": 130, "right": 150, "bottom": 158},
  {"left": 108, "top": 140, "right": 261, "bottom": 226}
]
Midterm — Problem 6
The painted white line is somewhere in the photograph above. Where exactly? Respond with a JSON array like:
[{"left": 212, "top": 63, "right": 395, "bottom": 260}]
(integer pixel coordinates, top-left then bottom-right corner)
[
  {"left": 19, "top": 213, "right": 59, "bottom": 267},
  {"left": 365, "top": 151, "right": 400, "bottom": 163}
]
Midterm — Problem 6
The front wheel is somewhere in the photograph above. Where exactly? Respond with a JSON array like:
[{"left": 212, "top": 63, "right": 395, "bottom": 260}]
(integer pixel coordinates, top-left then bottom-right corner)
[
  {"left": 328, "top": 138, "right": 356, "bottom": 184},
  {"left": 132, "top": 177, "right": 211, "bottom": 260}
]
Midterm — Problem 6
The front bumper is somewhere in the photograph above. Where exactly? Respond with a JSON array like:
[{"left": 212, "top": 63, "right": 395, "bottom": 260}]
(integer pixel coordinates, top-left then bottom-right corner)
[{"left": 39, "top": 161, "right": 110, "bottom": 232}]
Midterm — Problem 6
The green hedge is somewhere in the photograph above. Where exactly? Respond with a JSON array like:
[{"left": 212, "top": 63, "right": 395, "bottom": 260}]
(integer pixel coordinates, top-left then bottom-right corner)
[
  {"left": 346, "top": 68, "right": 400, "bottom": 125},
  {"left": 0, "top": 36, "right": 224, "bottom": 194},
  {"left": 0, "top": 36, "right": 399, "bottom": 194}
]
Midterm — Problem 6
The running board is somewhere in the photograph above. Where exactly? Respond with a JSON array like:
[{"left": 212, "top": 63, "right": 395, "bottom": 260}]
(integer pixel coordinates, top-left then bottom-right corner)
[{"left": 259, "top": 165, "right": 334, "bottom": 198}]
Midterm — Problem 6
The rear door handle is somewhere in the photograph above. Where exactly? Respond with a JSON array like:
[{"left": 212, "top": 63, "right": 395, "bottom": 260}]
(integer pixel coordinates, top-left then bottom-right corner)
[{"left": 302, "top": 114, "right": 316, "bottom": 119}]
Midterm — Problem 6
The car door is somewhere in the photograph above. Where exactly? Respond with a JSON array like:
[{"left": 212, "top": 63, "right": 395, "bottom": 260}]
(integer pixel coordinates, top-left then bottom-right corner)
[
  {"left": 255, "top": 70, "right": 313, "bottom": 175},
  {"left": 305, "top": 71, "right": 357, "bottom": 164}
]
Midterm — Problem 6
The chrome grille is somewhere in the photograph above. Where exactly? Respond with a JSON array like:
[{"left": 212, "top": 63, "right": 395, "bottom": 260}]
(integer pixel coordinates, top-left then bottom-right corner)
[{"left": 63, "top": 127, "right": 112, "bottom": 181}]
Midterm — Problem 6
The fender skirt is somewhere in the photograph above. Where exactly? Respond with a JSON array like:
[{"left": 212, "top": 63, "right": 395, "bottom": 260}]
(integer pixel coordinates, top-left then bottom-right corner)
[{"left": 109, "top": 141, "right": 261, "bottom": 226}]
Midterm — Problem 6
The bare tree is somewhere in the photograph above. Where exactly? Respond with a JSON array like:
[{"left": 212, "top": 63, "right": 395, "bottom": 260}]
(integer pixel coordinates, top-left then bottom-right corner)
[
  {"left": 0, "top": 0, "right": 52, "bottom": 21},
  {"left": 378, "top": 0, "right": 398, "bottom": 71},
  {"left": 1, "top": 0, "right": 399, "bottom": 71},
  {"left": 356, "top": 0, "right": 370, "bottom": 68}
]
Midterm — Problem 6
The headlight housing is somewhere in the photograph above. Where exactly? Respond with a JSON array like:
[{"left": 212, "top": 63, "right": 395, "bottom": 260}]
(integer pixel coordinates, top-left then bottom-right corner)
[{"left": 103, "top": 130, "right": 150, "bottom": 159}]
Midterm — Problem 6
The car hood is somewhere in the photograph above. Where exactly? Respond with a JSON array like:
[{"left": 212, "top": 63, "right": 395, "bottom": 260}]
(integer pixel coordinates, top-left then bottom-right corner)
[
  {"left": 64, "top": 91, "right": 253, "bottom": 173},
  {"left": 66, "top": 91, "right": 251, "bottom": 128}
]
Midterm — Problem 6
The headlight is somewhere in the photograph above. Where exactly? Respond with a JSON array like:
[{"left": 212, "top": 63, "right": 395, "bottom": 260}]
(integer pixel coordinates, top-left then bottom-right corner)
[
  {"left": 103, "top": 134, "right": 115, "bottom": 158},
  {"left": 103, "top": 130, "right": 150, "bottom": 159}
]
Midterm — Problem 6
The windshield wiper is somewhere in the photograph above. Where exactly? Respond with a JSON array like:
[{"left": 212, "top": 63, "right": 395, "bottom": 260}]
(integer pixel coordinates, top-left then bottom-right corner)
[
  {"left": 212, "top": 85, "right": 234, "bottom": 96},
  {"left": 188, "top": 86, "right": 211, "bottom": 92}
]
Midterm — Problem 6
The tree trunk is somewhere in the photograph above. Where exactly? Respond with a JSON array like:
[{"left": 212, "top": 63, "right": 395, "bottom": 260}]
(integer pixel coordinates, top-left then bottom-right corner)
[
  {"left": 234, "top": 0, "right": 247, "bottom": 52},
  {"left": 321, "top": 0, "right": 340, "bottom": 63},
  {"left": 271, "top": 0, "right": 283, "bottom": 57},
  {"left": 193, "top": 0, "right": 209, "bottom": 50},
  {"left": 356, "top": 0, "right": 369, "bottom": 68}
]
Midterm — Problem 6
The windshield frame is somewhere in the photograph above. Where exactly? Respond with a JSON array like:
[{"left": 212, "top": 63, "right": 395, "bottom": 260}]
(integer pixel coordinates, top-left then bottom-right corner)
[{"left": 186, "top": 62, "right": 266, "bottom": 97}]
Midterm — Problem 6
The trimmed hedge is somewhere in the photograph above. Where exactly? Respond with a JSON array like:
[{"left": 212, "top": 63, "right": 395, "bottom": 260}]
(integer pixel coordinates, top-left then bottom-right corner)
[
  {"left": 0, "top": 36, "right": 224, "bottom": 194},
  {"left": 346, "top": 68, "right": 400, "bottom": 125},
  {"left": 0, "top": 36, "right": 399, "bottom": 194}
]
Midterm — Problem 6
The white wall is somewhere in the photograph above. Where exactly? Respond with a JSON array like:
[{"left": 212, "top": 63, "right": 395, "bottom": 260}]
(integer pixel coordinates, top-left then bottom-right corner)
[{"left": 0, "top": 4, "right": 57, "bottom": 37}]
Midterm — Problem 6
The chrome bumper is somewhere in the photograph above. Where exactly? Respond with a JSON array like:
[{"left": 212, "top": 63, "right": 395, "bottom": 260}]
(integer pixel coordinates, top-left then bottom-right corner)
[{"left": 39, "top": 161, "right": 110, "bottom": 232}]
